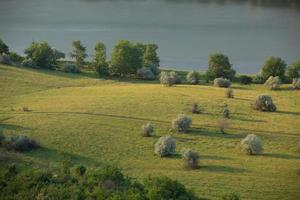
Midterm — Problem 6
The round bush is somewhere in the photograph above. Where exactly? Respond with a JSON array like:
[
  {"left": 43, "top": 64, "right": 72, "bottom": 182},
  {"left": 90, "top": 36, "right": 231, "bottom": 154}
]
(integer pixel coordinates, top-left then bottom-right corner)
[
  {"left": 214, "top": 78, "right": 231, "bottom": 88},
  {"left": 137, "top": 68, "right": 155, "bottom": 80},
  {"left": 142, "top": 122, "right": 155, "bottom": 137},
  {"left": 4, "top": 135, "right": 40, "bottom": 152},
  {"left": 240, "top": 134, "right": 263, "bottom": 155},
  {"left": 292, "top": 78, "right": 300, "bottom": 89},
  {"left": 238, "top": 75, "right": 252, "bottom": 85},
  {"left": 172, "top": 114, "right": 192, "bottom": 133},
  {"left": 186, "top": 71, "right": 200, "bottom": 84},
  {"left": 154, "top": 136, "right": 176, "bottom": 157},
  {"left": 62, "top": 63, "right": 81, "bottom": 73},
  {"left": 264, "top": 76, "right": 281, "bottom": 90},
  {"left": 252, "top": 95, "right": 276, "bottom": 112},
  {"left": 182, "top": 149, "right": 199, "bottom": 170}
]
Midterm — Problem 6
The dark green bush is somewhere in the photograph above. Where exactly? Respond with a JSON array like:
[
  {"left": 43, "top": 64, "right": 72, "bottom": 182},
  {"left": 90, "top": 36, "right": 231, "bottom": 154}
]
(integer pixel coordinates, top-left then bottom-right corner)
[
  {"left": 3, "top": 135, "right": 40, "bottom": 152},
  {"left": 238, "top": 75, "right": 253, "bottom": 84},
  {"left": 62, "top": 63, "right": 81, "bottom": 73},
  {"left": 137, "top": 68, "right": 155, "bottom": 80}
]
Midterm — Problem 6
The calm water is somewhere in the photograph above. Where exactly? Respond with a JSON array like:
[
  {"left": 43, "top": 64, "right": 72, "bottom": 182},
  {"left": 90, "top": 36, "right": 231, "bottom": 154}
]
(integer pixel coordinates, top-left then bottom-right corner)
[{"left": 1, "top": 0, "right": 300, "bottom": 73}]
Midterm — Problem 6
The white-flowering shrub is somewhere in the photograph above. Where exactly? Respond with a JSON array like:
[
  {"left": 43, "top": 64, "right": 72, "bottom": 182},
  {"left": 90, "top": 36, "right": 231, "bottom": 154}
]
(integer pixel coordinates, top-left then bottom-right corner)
[
  {"left": 154, "top": 136, "right": 176, "bottom": 157},
  {"left": 252, "top": 94, "right": 276, "bottom": 112},
  {"left": 62, "top": 63, "right": 81, "bottom": 73},
  {"left": 137, "top": 68, "right": 155, "bottom": 80},
  {"left": 21, "top": 58, "right": 37, "bottom": 68},
  {"left": 240, "top": 134, "right": 263, "bottom": 155},
  {"left": 292, "top": 78, "right": 300, "bottom": 89},
  {"left": 142, "top": 122, "right": 155, "bottom": 137},
  {"left": 214, "top": 78, "right": 231, "bottom": 88},
  {"left": 160, "top": 71, "right": 181, "bottom": 86},
  {"left": 182, "top": 149, "right": 199, "bottom": 169},
  {"left": 264, "top": 76, "right": 281, "bottom": 90},
  {"left": 172, "top": 114, "right": 192, "bottom": 133},
  {"left": 186, "top": 71, "right": 200, "bottom": 84}
]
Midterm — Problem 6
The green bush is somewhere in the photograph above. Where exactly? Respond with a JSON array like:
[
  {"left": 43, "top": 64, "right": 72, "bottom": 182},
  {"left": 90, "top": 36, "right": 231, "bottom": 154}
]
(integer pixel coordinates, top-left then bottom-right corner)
[
  {"left": 252, "top": 94, "right": 276, "bottom": 112},
  {"left": 292, "top": 78, "right": 300, "bottom": 89},
  {"left": 0, "top": 39, "right": 9, "bottom": 54},
  {"left": 3, "top": 135, "right": 40, "bottom": 152},
  {"left": 253, "top": 74, "right": 265, "bottom": 84},
  {"left": 182, "top": 149, "right": 199, "bottom": 170},
  {"left": 186, "top": 71, "right": 200, "bottom": 84},
  {"left": 214, "top": 78, "right": 231, "bottom": 88},
  {"left": 238, "top": 75, "right": 253, "bottom": 84},
  {"left": 264, "top": 76, "right": 281, "bottom": 90},
  {"left": 172, "top": 114, "right": 192, "bottom": 133},
  {"left": 137, "top": 68, "right": 155, "bottom": 80},
  {"left": 206, "top": 53, "right": 236, "bottom": 80},
  {"left": 142, "top": 122, "right": 155, "bottom": 137},
  {"left": 286, "top": 60, "right": 300, "bottom": 82},
  {"left": 260, "top": 56, "right": 286, "bottom": 81},
  {"left": 240, "top": 134, "right": 263, "bottom": 155},
  {"left": 154, "top": 136, "right": 176, "bottom": 157},
  {"left": 62, "top": 63, "right": 81, "bottom": 73}
]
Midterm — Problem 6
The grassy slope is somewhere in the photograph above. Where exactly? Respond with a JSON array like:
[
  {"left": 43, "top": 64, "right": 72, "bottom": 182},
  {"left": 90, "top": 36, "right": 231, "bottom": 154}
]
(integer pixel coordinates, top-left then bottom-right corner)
[{"left": 0, "top": 64, "right": 300, "bottom": 200}]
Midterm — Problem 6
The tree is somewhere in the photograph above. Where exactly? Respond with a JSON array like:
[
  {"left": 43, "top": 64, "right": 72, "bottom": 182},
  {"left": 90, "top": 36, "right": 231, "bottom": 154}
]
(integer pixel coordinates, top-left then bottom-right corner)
[
  {"left": 143, "top": 44, "right": 160, "bottom": 75},
  {"left": 110, "top": 40, "right": 143, "bottom": 76},
  {"left": 24, "top": 41, "right": 64, "bottom": 69},
  {"left": 285, "top": 59, "right": 300, "bottom": 82},
  {"left": 260, "top": 56, "right": 286, "bottom": 81},
  {"left": 0, "top": 39, "right": 9, "bottom": 54},
  {"left": 70, "top": 40, "right": 87, "bottom": 67},
  {"left": 92, "top": 42, "right": 109, "bottom": 76},
  {"left": 206, "top": 53, "right": 236, "bottom": 80}
]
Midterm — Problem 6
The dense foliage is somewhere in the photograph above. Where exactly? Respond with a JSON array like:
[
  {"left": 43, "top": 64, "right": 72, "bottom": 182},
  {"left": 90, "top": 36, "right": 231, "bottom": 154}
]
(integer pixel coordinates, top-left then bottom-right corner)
[
  {"left": 214, "top": 78, "right": 231, "bottom": 88},
  {"left": 186, "top": 71, "right": 201, "bottom": 84},
  {"left": 260, "top": 56, "right": 286, "bottom": 81},
  {"left": 70, "top": 40, "right": 88, "bottom": 68},
  {"left": 238, "top": 75, "right": 253, "bottom": 85},
  {"left": 285, "top": 59, "right": 300, "bottom": 82},
  {"left": 0, "top": 39, "right": 9, "bottom": 54},
  {"left": 206, "top": 53, "right": 236, "bottom": 80},
  {"left": 92, "top": 42, "right": 109, "bottom": 76},
  {"left": 159, "top": 71, "right": 178, "bottom": 86}
]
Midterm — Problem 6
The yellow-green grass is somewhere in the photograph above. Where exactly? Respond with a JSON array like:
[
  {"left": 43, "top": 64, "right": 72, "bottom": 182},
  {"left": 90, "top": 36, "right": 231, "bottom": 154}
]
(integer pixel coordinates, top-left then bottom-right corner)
[{"left": 0, "top": 64, "right": 300, "bottom": 199}]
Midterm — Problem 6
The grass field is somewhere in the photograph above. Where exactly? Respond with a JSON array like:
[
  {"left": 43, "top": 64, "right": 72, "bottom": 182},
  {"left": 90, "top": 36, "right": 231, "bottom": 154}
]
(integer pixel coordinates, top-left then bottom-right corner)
[{"left": 0, "top": 64, "right": 300, "bottom": 200}]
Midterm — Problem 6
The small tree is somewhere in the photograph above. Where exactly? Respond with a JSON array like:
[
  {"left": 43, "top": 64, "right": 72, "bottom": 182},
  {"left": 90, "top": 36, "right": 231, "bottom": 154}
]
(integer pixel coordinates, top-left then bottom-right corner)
[
  {"left": 225, "top": 87, "right": 234, "bottom": 98},
  {"left": 186, "top": 71, "right": 200, "bottom": 84},
  {"left": 0, "top": 39, "right": 9, "bottom": 54},
  {"left": 143, "top": 44, "right": 160, "bottom": 75},
  {"left": 70, "top": 40, "right": 87, "bottom": 68},
  {"left": 206, "top": 53, "right": 236, "bottom": 80},
  {"left": 260, "top": 56, "right": 286, "bottom": 81},
  {"left": 240, "top": 134, "right": 263, "bottom": 155},
  {"left": 142, "top": 122, "right": 155, "bottom": 137},
  {"left": 182, "top": 149, "right": 199, "bottom": 170},
  {"left": 92, "top": 42, "right": 109, "bottom": 76},
  {"left": 154, "top": 136, "right": 176, "bottom": 157},
  {"left": 252, "top": 95, "right": 276, "bottom": 112},
  {"left": 264, "top": 76, "right": 281, "bottom": 90},
  {"left": 286, "top": 60, "right": 300, "bottom": 82},
  {"left": 172, "top": 114, "right": 192, "bottom": 133}
]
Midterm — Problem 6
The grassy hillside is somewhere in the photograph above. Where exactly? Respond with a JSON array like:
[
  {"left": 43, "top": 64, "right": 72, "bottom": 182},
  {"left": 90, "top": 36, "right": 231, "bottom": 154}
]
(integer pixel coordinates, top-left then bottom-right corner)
[{"left": 0, "top": 64, "right": 300, "bottom": 200}]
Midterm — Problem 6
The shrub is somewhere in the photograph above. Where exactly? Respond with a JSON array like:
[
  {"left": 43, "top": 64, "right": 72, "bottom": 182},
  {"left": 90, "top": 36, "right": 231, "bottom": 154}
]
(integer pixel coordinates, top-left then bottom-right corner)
[
  {"left": 0, "top": 54, "right": 12, "bottom": 65},
  {"left": 218, "top": 118, "right": 229, "bottom": 134},
  {"left": 142, "top": 122, "right": 155, "bottom": 137},
  {"left": 264, "top": 76, "right": 281, "bottom": 90},
  {"left": 9, "top": 52, "right": 24, "bottom": 63},
  {"left": 0, "top": 39, "right": 9, "bottom": 54},
  {"left": 252, "top": 94, "right": 276, "bottom": 112},
  {"left": 191, "top": 103, "right": 201, "bottom": 114},
  {"left": 260, "top": 56, "right": 286, "bottom": 81},
  {"left": 253, "top": 74, "right": 265, "bottom": 84},
  {"left": 225, "top": 87, "right": 234, "bottom": 98},
  {"left": 4, "top": 135, "right": 40, "bottom": 152},
  {"left": 154, "top": 136, "right": 176, "bottom": 157},
  {"left": 214, "top": 78, "right": 231, "bottom": 88},
  {"left": 238, "top": 75, "right": 252, "bottom": 85},
  {"left": 182, "top": 149, "right": 199, "bottom": 170},
  {"left": 145, "top": 176, "right": 198, "bottom": 200},
  {"left": 292, "top": 78, "right": 300, "bottom": 89},
  {"left": 172, "top": 114, "right": 192, "bottom": 133},
  {"left": 286, "top": 60, "right": 300, "bottom": 82},
  {"left": 206, "top": 53, "right": 236, "bottom": 80},
  {"left": 240, "top": 134, "right": 263, "bottom": 155},
  {"left": 159, "top": 71, "right": 177, "bottom": 86},
  {"left": 62, "top": 63, "right": 81, "bottom": 73},
  {"left": 137, "top": 68, "right": 155, "bottom": 80},
  {"left": 186, "top": 71, "right": 200, "bottom": 84},
  {"left": 223, "top": 106, "right": 230, "bottom": 118},
  {"left": 21, "top": 58, "right": 37, "bottom": 68}
]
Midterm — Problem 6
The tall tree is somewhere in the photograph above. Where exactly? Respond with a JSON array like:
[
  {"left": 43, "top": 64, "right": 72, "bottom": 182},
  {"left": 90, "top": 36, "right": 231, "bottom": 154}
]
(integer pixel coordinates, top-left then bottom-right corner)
[
  {"left": 143, "top": 44, "right": 160, "bottom": 75},
  {"left": 0, "top": 39, "right": 9, "bottom": 54},
  {"left": 92, "top": 42, "right": 109, "bottom": 76},
  {"left": 70, "top": 40, "right": 87, "bottom": 67},
  {"left": 260, "top": 56, "right": 286, "bottom": 81}
]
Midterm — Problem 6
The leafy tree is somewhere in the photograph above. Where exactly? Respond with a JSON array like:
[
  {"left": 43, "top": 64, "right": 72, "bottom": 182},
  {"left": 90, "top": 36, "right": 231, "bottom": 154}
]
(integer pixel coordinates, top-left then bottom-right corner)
[
  {"left": 260, "top": 56, "right": 286, "bottom": 81},
  {"left": 110, "top": 40, "right": 143, "bottom": 76},
  {"left": 206, "top": 53, "right": 236, "bottom": 80},
  {"left": 285, "top": 59, "right": 300, "bottom": 82},
  {"left": 92, "top": 42, "right": 109, "bottom": 76},
  {"left": 24, "top": 41, "right": 64, "bottom": 69},
  {"left": 143, "top": 44, "right": 160, "bottom": 75},
  {"left": 0, "top": 39, "right": 9, "bottom": 54},
  {"left": 70, "top": 40, "right": 87, "bottom": 67}
]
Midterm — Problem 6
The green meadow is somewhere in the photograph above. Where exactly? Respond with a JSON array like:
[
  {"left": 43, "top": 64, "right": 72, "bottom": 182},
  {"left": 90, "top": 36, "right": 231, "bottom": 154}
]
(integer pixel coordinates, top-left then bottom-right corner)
[{"left": 0, "top": 64, "right": 299, "bottom": 199}]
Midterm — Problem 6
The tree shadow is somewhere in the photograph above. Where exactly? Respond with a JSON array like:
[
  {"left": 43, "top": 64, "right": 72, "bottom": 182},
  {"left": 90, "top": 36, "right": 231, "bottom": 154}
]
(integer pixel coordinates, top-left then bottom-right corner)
[
  {"left": 276, "top": 110, "right": 300, "bottom": 116},
  {"left": 232, "top": 116, "right": 266, "bottom": 123},
  {"left": 200, "top": 165, "right": 247, "bottom": 173},
  {"left": 262, "top": 153, "right": 300, "bottom": 160},
  {"left": 189, "top": 128, "right": 246, "bottom": 139},
  {"left": 0, "top": 123, "right": 32, "bottom": 131},
  {"left": 234, "top": 97, "right": 252, "bottom": 102},
  {"left": 201, "top": 155, "right": 232, "bottom": 160}
]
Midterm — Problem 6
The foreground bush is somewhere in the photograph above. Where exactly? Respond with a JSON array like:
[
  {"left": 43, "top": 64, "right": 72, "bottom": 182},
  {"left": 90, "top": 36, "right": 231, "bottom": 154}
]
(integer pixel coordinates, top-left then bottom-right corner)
[
  {"left": 238, "top": 75, "right": 253, "bottom": 85},
  {"left": 186, "top": 71, "right": 200, "bottom": 84},
  {"left": 214, "top": 78, "right": 231, "bottom": 88},
  {"left": 62, "top": 63, "right": 81, "bottom": 73},
  {"left": 172, "top": 114, "right": 192, "bottom": 133},
  {"left": 182, "top": 149, "right": 199, "bottom": 170},
  {"left": 142, "top": 122, "right": 155, "bottom": 137},
  {"left": 137, "top": 68, "right": 155, "bottom": 80},
  {"left": 145, "top": 176, "right": 198, "bottom": 200},
  {"left": 264, "top": 76, "right": 281, "bottom": 90},
  {"left": 3, "top": 135, "right": 40, "bottom": 152},
  {"left": 292, "top": 78, "right": 300, "bottom": 89},
  {"left": 240, "top": 134, "right": 263, "bottom": 155},
  {"left": 252, "top": 95, "right": 276, "bottom": 112},
  {"left": 154, "top": 136, "right": 176, "bottom": 157}
]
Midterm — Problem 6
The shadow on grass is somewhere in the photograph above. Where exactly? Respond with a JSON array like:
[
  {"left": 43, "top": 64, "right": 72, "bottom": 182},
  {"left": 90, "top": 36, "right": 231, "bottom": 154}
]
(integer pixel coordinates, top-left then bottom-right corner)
[
  {"left": 232, "top": 116, "right": 266, "bottom": 123},
  {"left": 201, "top": 155, "right": 232, "bottom": 160},
  {"left": 189, "top": 128, "right": 246, "bottom": 139},
  {"left": 262, "top": 153, "right": 300, "bottom": 160},
  {"left": 200, "top": 165, "right": 247, "bottom": 173},
  {"left": 0, "top": 123, "right": 32, "bottom": 131},
  {"left": 276, "top": 110, "right": 300, "bottom": 116}
]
